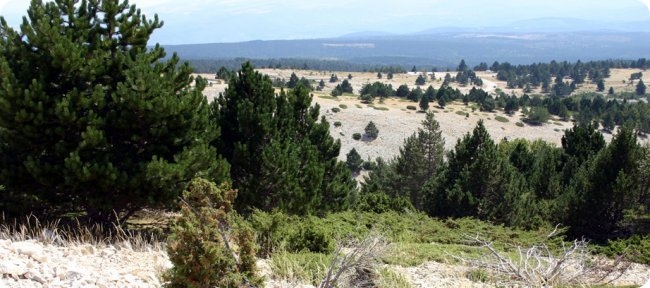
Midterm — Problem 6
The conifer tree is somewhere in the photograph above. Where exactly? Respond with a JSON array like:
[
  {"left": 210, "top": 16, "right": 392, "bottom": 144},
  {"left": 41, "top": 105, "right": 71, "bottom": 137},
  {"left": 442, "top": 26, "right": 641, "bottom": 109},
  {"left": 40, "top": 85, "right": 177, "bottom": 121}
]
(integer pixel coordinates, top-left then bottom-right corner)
[
  {"left": 214, "top": 63, "right": 354, "bottom": 215},
  {"left": 0, "top": 0, "right": 226, "bottom": 223},
  {"left": 637, "top": 79, "right": 647, "bottom": 96},
  {"left": 394, "top": 112, "right": 445, "bottom": 209},
  {"left": 567, "top": 125, "right": 641, "bottom": 240},
  {"left": 427, "top": 120, "right": 500, "bottom": 217}
]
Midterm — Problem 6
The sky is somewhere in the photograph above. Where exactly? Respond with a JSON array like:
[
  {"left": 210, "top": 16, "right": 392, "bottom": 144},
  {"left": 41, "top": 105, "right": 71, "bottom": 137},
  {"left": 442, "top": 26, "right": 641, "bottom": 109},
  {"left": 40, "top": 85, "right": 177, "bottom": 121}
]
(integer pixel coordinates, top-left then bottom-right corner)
[{"left": 1, "top": 0, "right": 650, "bottom": 44}]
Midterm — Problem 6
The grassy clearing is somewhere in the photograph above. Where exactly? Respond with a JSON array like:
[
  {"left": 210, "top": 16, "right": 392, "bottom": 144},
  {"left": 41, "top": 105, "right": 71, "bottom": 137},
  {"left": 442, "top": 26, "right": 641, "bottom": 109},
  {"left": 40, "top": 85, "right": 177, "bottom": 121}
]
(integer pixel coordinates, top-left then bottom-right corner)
[{"left": 494, "top": 116, "right": 509, "bottom": 123}]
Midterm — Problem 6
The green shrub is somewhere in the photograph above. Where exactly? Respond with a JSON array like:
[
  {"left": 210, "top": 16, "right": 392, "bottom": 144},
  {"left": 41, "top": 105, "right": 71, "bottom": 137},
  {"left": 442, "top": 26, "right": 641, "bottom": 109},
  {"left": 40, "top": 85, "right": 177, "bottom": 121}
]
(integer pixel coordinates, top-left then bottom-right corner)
[
  {"left": 466, "top": 268, "right": 490, "bottom": 283},
  {"left": 249, "top": 210, "right": 294, "bottom": 257},
  {"left": 595, "top": 235, "right": 650, "bottom": 264},
  {"left": 334, "top": 121, "right": 342, "bottom": 127},
  {"left": 494, "top": 115, "right": 509, "bottom": 123},
  {"left": 355, "top": 192, "right": 414, "bottom": 214},
  {"left": 362, "top": 160, "right": 376, "bottom": 170},
  {"left": 516, "top": 122, "right": 525, "bottom": 127},
  {"left": 353, "top": 133, "right": 362, "bottom": 140},
  {"left": 331, "top": 107, "right": 341, "bottom": 113},
  {"left": 339, "top": 104, "right": 348, "bottom": 109},
  {"left": 288, "top": 218, "right": 335, "bottom": 253},
  {"left": 164, "top": 178, "right": 262, "bottom": 287},
  {"left": 406, "top": 105, "right": 417, "bottom": 110}
]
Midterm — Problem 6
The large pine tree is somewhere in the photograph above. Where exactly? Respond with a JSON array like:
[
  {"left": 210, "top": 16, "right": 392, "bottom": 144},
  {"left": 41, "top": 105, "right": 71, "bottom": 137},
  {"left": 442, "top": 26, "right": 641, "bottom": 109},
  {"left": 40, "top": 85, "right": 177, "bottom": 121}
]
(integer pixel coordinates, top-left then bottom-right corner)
[
  {"left": 0, "top": 0, "right": 226, "bottom": 223},
  {"left": 393, "top": 111, "right": 445, "bottom": 209},
  {"left": 214, "top": 62, "right": 354, "bottom": 215}
]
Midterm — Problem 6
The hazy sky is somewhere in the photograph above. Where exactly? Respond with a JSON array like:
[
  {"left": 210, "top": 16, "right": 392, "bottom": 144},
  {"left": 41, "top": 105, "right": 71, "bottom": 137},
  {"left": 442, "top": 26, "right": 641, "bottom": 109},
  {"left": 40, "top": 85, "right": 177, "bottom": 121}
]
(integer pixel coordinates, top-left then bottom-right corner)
[{"left": 1, "top": 0, "right": 650, "bottom": 44}]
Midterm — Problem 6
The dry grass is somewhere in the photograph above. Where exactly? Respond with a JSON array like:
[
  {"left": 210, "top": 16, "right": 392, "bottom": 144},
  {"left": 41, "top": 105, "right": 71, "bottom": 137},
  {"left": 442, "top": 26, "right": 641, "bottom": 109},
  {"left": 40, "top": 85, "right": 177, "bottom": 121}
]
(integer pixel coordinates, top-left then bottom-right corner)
[{"left": 0, "top": 213, "right": 163, "bottom": 251}]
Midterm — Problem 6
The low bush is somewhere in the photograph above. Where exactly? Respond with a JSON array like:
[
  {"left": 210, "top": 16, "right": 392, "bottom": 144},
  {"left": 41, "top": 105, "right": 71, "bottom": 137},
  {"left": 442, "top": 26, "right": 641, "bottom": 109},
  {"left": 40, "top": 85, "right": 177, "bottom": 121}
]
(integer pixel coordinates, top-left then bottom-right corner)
[
  {"left": 494, "top": 115, "right": 509, "bottom": 123},
  {"left": 594, "top": 235, "right": 650, "bottom": 265},
  {"left": 339, "top": 104, "right": 348, "bottom": 109},
  {"left": 333, "top": 121, "right": 342, "bottom": 127},
  {"left": 331, "top": 107, "right": 341, "bottom": 113},
  {"left": 353, "top": 133, "right": 362, "bottom": 140},
  {"left": 164, "top": 178, "right": 262, "bottom": 287},
  {"left": 406, "top": 105, "right": 417, "bottom": 110}
]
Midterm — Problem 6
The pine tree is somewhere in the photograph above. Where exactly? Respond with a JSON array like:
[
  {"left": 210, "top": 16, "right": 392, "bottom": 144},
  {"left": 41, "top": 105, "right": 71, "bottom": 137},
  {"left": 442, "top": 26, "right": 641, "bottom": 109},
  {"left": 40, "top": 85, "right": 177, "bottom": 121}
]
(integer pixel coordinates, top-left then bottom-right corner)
[
  {"left": 637, "top": 79, "right": 647, "bottom": 96},
  {"left": 214, "top": 63, "right": 354, "bottom": 215},
  {"left": 419, "top": 93, "right": 430, "bottom": 111},
  {"left": 567, "top": 125, "right": 641, "bottom": 240},
  {"left": 428, "top": 120, "right": 500, "bottom": 217},
  {"left": 364, "top": 121, "right": 379, "bottom": 140},
  {"left": 345, "top": 148, "right": 363, "bottom": 173},
  {"left": 0, "top": 0, "right": 226, "bottom": 223},
  {"left": 394, "top": 112, "right": 445, "bottom": 209}
]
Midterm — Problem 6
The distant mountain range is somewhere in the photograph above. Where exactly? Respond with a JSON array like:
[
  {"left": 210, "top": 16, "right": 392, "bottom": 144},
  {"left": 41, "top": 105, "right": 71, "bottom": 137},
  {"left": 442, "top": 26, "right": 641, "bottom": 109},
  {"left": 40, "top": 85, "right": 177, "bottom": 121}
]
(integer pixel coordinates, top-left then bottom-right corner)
[{"left": 163, "top": 18, "right": 650, "bottom": 68}]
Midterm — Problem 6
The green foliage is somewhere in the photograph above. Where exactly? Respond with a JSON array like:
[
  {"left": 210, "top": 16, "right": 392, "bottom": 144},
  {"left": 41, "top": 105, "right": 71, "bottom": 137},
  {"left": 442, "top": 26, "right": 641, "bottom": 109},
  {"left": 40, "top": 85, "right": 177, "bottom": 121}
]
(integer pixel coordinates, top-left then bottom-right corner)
[
  {"left": 270, "top": 252, "right": 333, "bottom": 286},
  {"left": 516, "top": 122, "right": 525, "bottom": 127},
  {"left": 561, "top": 123, "right": 605, "bottom": 164},
  {"left": 164, "top": 178, "right": 262, "bottom": 288},
  {"left": 339, "top": 104, "right": 348, "bottom": 109},
  {"left": 406, "top": 105, "right": 417, "bottom": 110},
  {"left": 364, "top": 121, "right": 379, "bottom": 140},
  {"left": 333, "top": 121, "right": 342, "bottom": 127},
  {"left": 353, "top": 133, "right": 362, "bottom": 140},
  {"left": 0, "top": 0, "right": 226, "bottom": 222},
  {"left": 595, "top": 235, "right": 650, "bottom": 265},
  {"left": 392, "top": 112, "right": 445, "bottom": 210},
  {"left": 335, "top": 79, "right": 354, "bottom": 94},
  {"left": 525, "top": 106, "right": 551, "bottom": 124},
  {"left": 287, "top": 219, "right": 335, "bottom": 253},
  {"left": 415, "top": 74, "right": 426, "bottom": 86},
  {"left": 637, "top": 79, "right": 647, "bottom": 95},
  {"left": 466, "top": 269, "right": 491, "bottom": 283},
  {"left": 215, "top": 62, "right": 354, "bottom": 215},
  {"left": 331, "top": 107, "right": 341, "bottom": 113},
  {"left": 419, "top": 93, "right": 430, "bottom": 111},
  {"left": 355, "top": 192, "right": 414, "bottom": 213},
  {"left": 567, "top": 125, "right": 641, "bottom": 240},
  {"left": 346, "top": 148, "right": 363, "bottom": 173},
  {"left": 494, "top": 115, "right": 509, "bottom": 123},
  {"left": 376, "top": 267, "right": 413, "bottom": 288},
  {"left": 249, "top": 211, "right": 334, "bottom": 254},
  {"left": 249, "top": 210, "right": 293, "bottom": 257}
]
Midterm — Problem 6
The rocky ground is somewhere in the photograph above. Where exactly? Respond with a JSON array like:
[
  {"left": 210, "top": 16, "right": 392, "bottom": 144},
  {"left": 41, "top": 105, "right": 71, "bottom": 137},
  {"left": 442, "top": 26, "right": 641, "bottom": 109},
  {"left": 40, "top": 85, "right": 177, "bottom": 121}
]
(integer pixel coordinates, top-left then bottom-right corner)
[
  {"left": 0, "top": 239, "right": 170, "bottom": 287},
  {"left": 1, "top": 237, "right": 649, "bottom": 287}
]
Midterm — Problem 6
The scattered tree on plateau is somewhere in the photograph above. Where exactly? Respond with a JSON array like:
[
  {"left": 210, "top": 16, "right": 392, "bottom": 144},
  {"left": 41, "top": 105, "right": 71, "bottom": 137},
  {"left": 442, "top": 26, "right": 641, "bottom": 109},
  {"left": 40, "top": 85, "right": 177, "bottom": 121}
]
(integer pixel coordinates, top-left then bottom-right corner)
[{"left": 0, "top": 0, "right": 227, "bottom": 223}]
